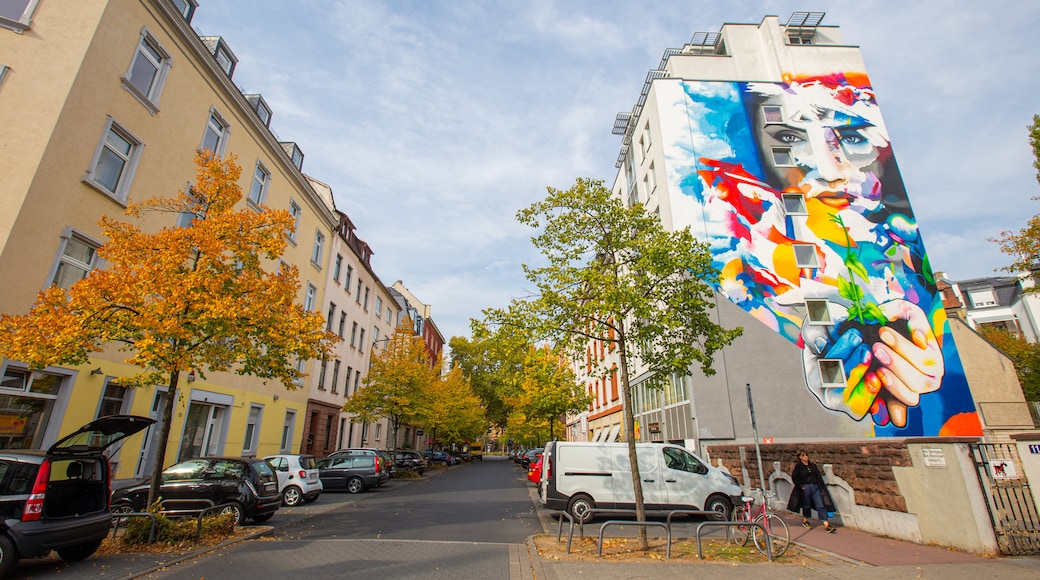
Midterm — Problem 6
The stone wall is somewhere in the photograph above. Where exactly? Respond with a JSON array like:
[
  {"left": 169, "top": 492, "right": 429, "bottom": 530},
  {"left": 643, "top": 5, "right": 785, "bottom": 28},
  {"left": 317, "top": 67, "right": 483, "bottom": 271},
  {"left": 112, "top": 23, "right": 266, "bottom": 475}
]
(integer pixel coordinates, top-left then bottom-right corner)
[{"left": 706, "top": 440, "right": 912, "bottom": 512}]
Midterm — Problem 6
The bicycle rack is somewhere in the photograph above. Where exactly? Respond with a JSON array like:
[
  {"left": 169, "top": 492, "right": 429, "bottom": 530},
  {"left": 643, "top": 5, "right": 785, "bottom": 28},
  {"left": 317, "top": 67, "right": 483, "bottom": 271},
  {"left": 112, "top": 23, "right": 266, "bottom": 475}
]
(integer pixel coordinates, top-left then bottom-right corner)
[
  {"left": 110, "top": 511, "right": 159, "bottom": 545},
  {"left": 694, "top": 520, "right": 774, "bottom": 561},
  {"left": 554, "top": 510, "right": 575, "bottom": 553},
  {"left": 597, "top": 520, "right": 671, "bottom": 557}
]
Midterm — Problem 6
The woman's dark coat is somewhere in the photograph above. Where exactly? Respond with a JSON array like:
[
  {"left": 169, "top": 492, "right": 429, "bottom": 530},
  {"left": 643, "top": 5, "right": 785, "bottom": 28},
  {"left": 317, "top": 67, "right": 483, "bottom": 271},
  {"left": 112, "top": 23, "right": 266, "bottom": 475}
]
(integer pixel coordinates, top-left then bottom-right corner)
[{"left": 786, "top": 460, "right": 836, "bottom": 513}]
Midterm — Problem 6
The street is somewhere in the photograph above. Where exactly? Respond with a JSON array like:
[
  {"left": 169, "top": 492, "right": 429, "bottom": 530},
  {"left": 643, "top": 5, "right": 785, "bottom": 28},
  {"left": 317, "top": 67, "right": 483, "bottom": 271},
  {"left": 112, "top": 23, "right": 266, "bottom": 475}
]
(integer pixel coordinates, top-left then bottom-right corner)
[{"left": 145, "top": 456, "right": 538, "bottom": 578}]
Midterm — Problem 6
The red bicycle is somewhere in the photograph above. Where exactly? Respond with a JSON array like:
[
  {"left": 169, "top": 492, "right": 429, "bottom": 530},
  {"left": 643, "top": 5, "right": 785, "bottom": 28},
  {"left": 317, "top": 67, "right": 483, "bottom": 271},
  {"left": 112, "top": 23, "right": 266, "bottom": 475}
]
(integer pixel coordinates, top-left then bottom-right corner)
[{"left": 731, "top": 488, "right": 790, "bottom": 557}]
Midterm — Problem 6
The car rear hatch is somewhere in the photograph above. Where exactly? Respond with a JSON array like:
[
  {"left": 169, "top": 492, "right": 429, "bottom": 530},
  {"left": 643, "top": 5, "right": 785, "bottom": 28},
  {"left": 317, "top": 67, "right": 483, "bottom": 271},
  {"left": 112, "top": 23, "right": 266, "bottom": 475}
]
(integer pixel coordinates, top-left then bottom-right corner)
[{"left": 47, "top": 415, "right": 156, "bottom": 457}]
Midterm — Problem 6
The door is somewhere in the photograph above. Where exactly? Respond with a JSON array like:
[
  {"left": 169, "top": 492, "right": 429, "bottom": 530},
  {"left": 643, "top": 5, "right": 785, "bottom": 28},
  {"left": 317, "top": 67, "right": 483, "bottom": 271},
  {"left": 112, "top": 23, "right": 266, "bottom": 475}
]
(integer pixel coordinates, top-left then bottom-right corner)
[
  {"left": 609, "top": 445, "right": 667, "bottom": 508},
  {"left": 661, "top": 446, "right": 711, "bottom": 509}
]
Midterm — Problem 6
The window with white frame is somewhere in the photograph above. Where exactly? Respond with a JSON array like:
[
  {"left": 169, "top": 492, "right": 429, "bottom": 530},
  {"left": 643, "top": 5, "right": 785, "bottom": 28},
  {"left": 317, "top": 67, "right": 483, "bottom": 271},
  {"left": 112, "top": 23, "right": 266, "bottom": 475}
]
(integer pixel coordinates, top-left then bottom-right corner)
[
  {"left": 355, "top": 279, "right": 362, "bottom": 303},
  {"left": 375, "top": 297, "right": 382, "bottom": 316},
  {"left": 0, "top": 0, "right": 38, "bottom": 33},
  {"left": 279, "top": 410, "right": 296, "bottom": 453},
  {"left": 345, "top": 365, "right": 353, "bottom": 395},
  {"left": 51, "top": 230, "right": 100, "bottom": 289},
  {"left": 818, "top": 359, "right": 845, "bottom": 387},
  {"left": 200, "top": 109, "right": 229, "bottom": 155},
  {"left": 762, "top": 105, "right": 784, "bottom": 124},
  {"left": 344, "top": 265, "right": 353, "bottom": 290},
  {"left": 311, "top": 230, "right": 325, "bottom": 267},
  {"left": 782, "top": 193, "right": 807, "bottom": 215},
  {"left": 771, "top": 147, "right": 794, "bottom": 166},
  {"left": 374, "top": 423, "right": 382, "bottom": 441},
  {"left": 969, "top": 289, "right": 997, "bottom": 308},
  {"left": 97, "top": 380, "right": 129, "bottom": 417},
  {"left": 358, "top": 329, "right": 365, "bottom": 352},
  {"left": 304, "top": 283, "right": 317, "bottom": 311},
  {"left": 326, "top": 303, "right": 336, "bottom": 331},
  {"left": 169, "top": 0, "right": 198, "bottom": 22},
  {"left": 372, "top": 327, "right": 380, "bottom": 349},
  {"left": 317, "top": 359, "right": 327, "bottom": 390},
  {"left": 337, "top": 312, "right": 346, "bottom": 337},
  {"left": 123, "top": 28, "right": 172, "bottom": 113},
  {"left": 330, "top": 360, "right": 340, "bottom": 394},
  {"left": 793, "top": 244, "right": 819, "bottom": 268},
  {"left": 242, "top": 404, "right": 263, "bottom": 455},
  {"left": 84, "top": 117, "right": 143, "bottom": 202},
  {"left": 288, "top": 199, "right": 301, "bottom": 242},
  {"left": 247, "top": 161, "right": 270, "bottom": 206},
  {"left": 350, "top": 322, "right": 358, "bottom": 347},
  {"left": 293, "top": 358, "right": 305, "bottom": 386},
  {"left": 805, "top": 299, "right": 832, "bottom": 324}
]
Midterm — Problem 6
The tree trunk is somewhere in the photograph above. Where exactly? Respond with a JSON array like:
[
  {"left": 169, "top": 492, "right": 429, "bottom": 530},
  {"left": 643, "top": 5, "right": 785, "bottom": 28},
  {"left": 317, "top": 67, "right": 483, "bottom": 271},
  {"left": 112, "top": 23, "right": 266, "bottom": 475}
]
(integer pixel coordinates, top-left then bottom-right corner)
[
  {"left": 618, "top": 335, "right": 648, "bottom": 550},
  {"left": 147, "top": 371, "right": 179, "bottom": 508}
]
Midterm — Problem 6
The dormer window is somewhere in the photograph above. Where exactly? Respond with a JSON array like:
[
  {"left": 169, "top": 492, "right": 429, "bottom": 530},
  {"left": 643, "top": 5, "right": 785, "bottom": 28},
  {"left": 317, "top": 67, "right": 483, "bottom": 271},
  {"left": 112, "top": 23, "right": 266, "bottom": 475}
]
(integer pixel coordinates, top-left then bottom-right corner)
[
  {"left": 244, "top": 94, "right": 272, "bottom": 128},
  {"left": 280, "top": 142, "right": 304, "bottom": 171},
  {"left": 200, "top": 36, "right": 238, "bottom": 78},
  {"left": 169, "top": 0, "right": 197, "bottom": 23}
]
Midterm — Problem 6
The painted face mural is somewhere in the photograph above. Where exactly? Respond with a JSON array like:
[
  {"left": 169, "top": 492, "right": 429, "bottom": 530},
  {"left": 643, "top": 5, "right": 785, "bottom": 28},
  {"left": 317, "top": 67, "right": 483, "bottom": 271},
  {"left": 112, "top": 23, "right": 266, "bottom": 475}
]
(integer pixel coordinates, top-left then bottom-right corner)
[{"left": 665, "top": 74, "right": 980, "bottom": 437}]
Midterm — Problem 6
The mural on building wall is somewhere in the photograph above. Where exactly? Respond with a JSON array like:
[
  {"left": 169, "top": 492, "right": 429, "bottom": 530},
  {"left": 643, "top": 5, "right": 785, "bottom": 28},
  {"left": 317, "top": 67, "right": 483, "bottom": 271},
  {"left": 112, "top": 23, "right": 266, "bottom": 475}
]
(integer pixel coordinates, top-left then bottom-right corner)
[{"left": 660, "top": 74, "right": 980, "bottom": 437}]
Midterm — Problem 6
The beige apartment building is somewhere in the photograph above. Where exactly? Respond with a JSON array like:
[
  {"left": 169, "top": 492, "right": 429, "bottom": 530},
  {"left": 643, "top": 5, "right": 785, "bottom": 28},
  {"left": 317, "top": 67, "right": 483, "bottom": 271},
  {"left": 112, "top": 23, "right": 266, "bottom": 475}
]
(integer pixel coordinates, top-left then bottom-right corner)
[{"left": 0, "top": 0, "right": 342, "bottom": 477}]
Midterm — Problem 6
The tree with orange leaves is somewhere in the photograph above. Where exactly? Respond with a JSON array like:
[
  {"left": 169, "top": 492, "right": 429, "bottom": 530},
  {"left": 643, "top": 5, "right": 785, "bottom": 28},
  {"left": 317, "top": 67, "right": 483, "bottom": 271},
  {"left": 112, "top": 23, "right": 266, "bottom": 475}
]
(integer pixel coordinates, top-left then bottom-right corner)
[{"left": 0, "top": 152, "right": 337, "bottom": 505}]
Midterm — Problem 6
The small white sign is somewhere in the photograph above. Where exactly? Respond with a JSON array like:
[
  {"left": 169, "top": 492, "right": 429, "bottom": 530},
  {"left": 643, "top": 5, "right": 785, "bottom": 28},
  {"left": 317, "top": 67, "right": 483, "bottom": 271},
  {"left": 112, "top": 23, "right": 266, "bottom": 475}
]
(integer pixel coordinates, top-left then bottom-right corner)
[
  {"left": 922, "top": 447, "right": 946, "bottom": 468},
  {"left": 989, "top": 459, "right": 1018, "bottom": 480}
]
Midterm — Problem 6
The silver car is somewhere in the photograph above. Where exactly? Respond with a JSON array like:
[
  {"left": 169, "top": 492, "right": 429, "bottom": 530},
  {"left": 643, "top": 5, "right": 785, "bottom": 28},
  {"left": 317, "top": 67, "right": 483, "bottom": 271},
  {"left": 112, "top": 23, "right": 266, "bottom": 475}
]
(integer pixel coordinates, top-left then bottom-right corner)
[{"left": 264, "top": 454, "right": 323, "bottom": 506}]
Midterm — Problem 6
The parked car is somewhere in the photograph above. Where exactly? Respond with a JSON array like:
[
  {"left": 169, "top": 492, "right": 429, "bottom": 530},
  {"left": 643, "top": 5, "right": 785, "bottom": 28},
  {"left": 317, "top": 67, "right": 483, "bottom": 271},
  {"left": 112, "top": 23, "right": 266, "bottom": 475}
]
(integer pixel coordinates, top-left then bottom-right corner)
[
  {"left": 423, "top": 450, "right": 459, "bottom": 465},
  {"left": 110, "top": 456, "right": 281, "bottom": 524},
  {"left": 527, "top": 453, "right": 544, "bottom": 484},
  {"left": 264, "top": 454, "right": 323, "bottom": 506},
  {"left": 316, "top": 455, "right": 389, "bottom": 493},
  {"left": 394, "top": 450, "right": 427, "bottom": 475},
  {"left": 0, "top": 415, "right": 154, "bottom": 577},
  {"left": 329, "top": 448, "right": 396, "bottom": 479},
  {"left": 520, "top": 447, "right": 543, "bottom": 469}
]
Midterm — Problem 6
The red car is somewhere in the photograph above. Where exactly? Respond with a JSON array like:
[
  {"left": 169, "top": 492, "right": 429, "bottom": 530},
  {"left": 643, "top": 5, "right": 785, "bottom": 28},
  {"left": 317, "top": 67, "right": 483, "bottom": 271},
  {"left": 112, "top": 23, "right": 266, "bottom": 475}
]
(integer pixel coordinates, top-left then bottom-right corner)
[{"left": 527, "top": 453, "right": 543, "bottom": 484}]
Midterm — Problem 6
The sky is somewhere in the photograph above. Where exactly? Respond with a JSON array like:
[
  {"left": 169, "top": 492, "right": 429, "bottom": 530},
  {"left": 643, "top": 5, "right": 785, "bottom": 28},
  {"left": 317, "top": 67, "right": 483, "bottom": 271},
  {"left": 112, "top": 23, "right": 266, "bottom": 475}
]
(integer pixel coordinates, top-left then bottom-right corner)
[{"left": 193, "top": 0, "right": 1040, "bottom": 343}]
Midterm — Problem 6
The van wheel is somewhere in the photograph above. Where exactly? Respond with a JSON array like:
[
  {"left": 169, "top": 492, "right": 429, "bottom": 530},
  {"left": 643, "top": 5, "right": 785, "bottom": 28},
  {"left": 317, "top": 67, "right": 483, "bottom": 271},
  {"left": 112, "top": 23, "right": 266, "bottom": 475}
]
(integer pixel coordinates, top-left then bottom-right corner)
[
  {"left": 0, "top": 534, "right": 19, "bottom": 577},
  {"left": 705, "top": 495, "right": 732, "bottom": 520},
  {"left": 57, "top": 538, "right": 102, "bottom": 562},
  {"left": 568, "top": 494, "right": 595, "bottom": 524}
]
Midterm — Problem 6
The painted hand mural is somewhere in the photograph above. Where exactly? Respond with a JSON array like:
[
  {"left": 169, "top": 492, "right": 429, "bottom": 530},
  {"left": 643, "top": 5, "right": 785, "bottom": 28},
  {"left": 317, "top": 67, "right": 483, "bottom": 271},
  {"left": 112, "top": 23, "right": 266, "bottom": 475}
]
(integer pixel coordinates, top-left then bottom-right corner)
[{"left": 667, "top": 74, "right": 980, "bottom": 436}]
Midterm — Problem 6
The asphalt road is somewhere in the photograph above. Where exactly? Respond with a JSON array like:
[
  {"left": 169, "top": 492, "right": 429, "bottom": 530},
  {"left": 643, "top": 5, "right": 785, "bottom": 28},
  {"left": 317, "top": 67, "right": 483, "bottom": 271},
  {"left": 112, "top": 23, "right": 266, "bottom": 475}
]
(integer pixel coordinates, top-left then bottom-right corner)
[{"left": 146, "top": 456, "right": 540, "bottom": 579}]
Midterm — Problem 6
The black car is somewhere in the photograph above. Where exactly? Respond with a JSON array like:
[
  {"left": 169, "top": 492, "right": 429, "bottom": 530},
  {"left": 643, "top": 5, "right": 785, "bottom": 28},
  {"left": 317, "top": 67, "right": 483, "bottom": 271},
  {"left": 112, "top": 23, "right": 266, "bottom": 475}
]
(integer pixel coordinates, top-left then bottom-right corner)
[
  {"left": 329, "top": 448, "right": 396, "bottom": 479},
  {"left": 393, "top": 450, "right": 427, "bottom": 474},
  {"left": 110, "top": 456, "right": 281, "bottom": 524},
  {"left": 0, "top": 415, "right": 154, "bottom": 577},
  {"left": 317, "top": 455, "right": 389, "bottom": 493}
]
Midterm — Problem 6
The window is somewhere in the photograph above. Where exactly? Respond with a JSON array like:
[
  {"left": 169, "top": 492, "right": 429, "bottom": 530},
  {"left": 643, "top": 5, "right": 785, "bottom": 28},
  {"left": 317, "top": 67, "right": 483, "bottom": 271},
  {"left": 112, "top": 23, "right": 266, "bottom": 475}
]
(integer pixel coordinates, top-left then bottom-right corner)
[
  {"left": 304, "top": 283, "right": 317, "bottom": 311},
  {"left": 771, "top": 147, "right": 794, "bottom": 166},
  {"left": 793, "top": 244, "right": 819, "bottom": 268},
  {"left": 326, "top": 303, "right": 336, "bottom": 331},
  {"left": 200, "top": 36, "right": 237, "bottom": 77},
  {"left": 311, "top": 231, "right": 325, "bottom": 267},
  {"left": 123, "top": 28, "right": 172, "bottom": 113},
  {"left": 363, "top": 287, "right": 369, "bottom": 310},
  {"left": 788, "top": 35, "right": 814, "bottom": 45},
  {"left": 344, "top": 265, "right": 354, "bottom": 290},
  {"left": 0, "top": 0, "right": 38, "bottom": 33},
  {"left": 293, "top": 358, "right": 305, "bottom": 386},
  {"left": 386, "top": 308, "right": 392, "bottom": 324},
  {"left": 85, "top": 117, "right": 143, "bottom": 202},
  {"left": 374, "top": 424, "right": 382, "bottom": 441},
  {"left": 247, "top": 162, "right": 270, "bottom": 206},
  {"left": 647, "top": 162, "right": 657, "bottom": 193},
  {"left": 51, "top": 231, "right": 100, "bottom": 289},
  {"left": 242, "top": 404, "right": 263, "bottom": 455},
  {"left": 324, "top": 415, "right": 333, "bottom": 450},
  {"left": 375, "top": 297, "right": 383, "bottom": 316},
  {"left": 782, "top": 193, "right": 807, "bottom": 215},
  {"left": 169, "top": 0, "right": 198, "bottom": 23},
  {"left": 345, "top": 366, "right": 353, "bottom": 395},
  {"left": 818, "top": 360, "right": 845, "bottom": 387},
  {"left": 288, "top": 200, "right": 301, "bottom": 242},
  {"left": 200, "top": 109, "right": 229, "bottom": 155},
  {"left": 355, "top": 279, "right": 362, "bottom": 303},
  {"left": 354, "top": 369, "right": 361, "bottom": 393},
  {"left": 969, "top": 289, "right": 997, "bottom": 308},
  {"left": 244, "top": 94, "right": 272, "bottom": 128},
  {"left": 333, "top": 254, "right": 343, "bottom": 282},
  {"left": 337, "top": 312, "right": 347, "bottom": 337},
  {"left": 805, "top": 299, "right": 832, "bottom": 324},
  {"left": 317, "top": 359, "right": 327, "bottom": 390},
  {"left": 358, "top": 329, "right": 365, "bottom": 353},
  {"left": 0, "top": 65, "right": 8, "bottom": 88},
  {"left": 331, "top": 360, "right": 340, "bottom": 394},
  {"left": 762, "top": 105, "right": 783, "bottom": 124},
  {"left": 97, "top": 381, "right": 128, "bottom": 417},
  {"left": 372, "top": 327, "right": 380, "bottom": 349},
  {"left": 350, "top": 322, "right": 358, "bottom": 347},
  {"left": 280, "top": 410, "right": 296, "bottom": 453}
]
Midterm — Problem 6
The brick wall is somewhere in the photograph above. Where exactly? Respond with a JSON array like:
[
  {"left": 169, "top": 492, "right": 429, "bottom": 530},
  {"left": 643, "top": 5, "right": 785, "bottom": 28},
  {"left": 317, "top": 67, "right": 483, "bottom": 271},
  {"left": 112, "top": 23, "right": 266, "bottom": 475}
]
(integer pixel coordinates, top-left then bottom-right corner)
[{"left": 707, "top": 441, "right": 913, "bottom": 512}]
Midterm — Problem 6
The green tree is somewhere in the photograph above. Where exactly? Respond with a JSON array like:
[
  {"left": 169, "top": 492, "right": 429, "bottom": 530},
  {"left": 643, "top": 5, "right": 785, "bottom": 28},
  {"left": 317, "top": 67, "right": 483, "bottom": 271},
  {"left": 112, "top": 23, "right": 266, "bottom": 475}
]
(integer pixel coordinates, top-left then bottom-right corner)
[
  {"left": 993, "top": 115, "right": 1040, "bottom": 281},
  {"left": 343, "top": 318, "right": 434, "bottom": 456},
  {"left": 979, "top": 328, "right": 1040, "bottom": 401},
  {"left": 448, "top": 322, "right": 528, "bottom": 429},
  {"left": 508, "top": 346, "right": 589, "bottom": 441},
  {"left": 485, "top": 178, "right": 741, "bottom": 548},
  {"left": 0, "top": 152, "right": 337, "bottom": 505}
]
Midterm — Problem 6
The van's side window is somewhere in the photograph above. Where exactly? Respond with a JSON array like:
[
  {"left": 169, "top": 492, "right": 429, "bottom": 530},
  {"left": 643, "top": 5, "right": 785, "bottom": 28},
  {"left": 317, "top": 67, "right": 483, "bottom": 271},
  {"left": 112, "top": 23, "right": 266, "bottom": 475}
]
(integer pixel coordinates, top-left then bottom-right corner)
[{"left": 663, "top": 447, "right": 708, "bottom": 475}]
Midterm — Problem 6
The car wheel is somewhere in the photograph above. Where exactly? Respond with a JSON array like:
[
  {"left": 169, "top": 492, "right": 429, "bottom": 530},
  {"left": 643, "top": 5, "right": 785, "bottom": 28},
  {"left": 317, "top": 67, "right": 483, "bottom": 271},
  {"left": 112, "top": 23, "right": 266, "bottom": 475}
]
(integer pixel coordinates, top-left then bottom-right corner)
[
  {"left": 218, "top": 502, "right": 245, "bottom": 525},
  {"left": 282, "top": 485, "right": 303, "bottom": 506},
  {"left": 0, "top": 534, "right": 19, "bottom": 578},
  {"left": 705, "top": 495, "right": 732, "bottom": 520},
  {"left": 111, "top": 501, "right": 136, "bottom": 527},
  {"left": 56, "top": 538, "right": 103, "bottom": 562},
  {"left": 252, "top": 512, "right": 274, "bottom": 523},
  {"left": 568, "top": 493, "right": 595, "bottom": 524},
  {"left": 346, "top": 476, "right": 365, "bottom": 494}
]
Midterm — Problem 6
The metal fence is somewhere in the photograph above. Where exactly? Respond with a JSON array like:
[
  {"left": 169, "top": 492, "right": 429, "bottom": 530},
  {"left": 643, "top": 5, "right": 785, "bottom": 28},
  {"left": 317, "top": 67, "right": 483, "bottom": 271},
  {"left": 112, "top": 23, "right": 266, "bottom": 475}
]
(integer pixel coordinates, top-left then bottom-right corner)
[{"left": 970, "top": 443, "right": 1040, "bottom": 555}]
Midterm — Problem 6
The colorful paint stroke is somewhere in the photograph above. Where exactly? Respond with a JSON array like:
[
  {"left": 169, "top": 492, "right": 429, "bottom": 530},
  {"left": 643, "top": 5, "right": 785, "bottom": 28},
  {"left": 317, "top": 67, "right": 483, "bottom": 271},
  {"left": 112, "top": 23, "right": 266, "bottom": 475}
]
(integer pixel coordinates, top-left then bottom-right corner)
[{"left": 664, "top": 75, "right": 979, "bottom": 437}]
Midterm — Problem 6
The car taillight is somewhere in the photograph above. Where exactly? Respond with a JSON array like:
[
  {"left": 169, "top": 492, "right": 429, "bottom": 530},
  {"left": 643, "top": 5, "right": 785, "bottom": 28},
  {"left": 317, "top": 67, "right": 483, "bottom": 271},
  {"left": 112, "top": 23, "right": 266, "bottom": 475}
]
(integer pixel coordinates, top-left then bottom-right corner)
[
  {"left": 547, "top": 457, "right": 553, "bottom": 480},
  {"left": 299, "top": 470, "right": 307, "bottom": 478},
  {"left": 23, "top": 458, "right": 51, "bottom": 522},
  {"left": 374, "top": 459, "right": 380, "bottom": 473}
]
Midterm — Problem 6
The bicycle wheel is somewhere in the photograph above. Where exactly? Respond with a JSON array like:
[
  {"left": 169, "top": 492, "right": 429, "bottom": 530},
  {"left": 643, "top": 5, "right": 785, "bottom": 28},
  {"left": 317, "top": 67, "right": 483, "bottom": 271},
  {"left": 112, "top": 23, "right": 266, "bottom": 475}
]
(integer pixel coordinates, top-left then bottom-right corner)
[
  {"left": 730, "top": 506, "right": 752, "bottom": 546},
  {"left": 752, "top": 513, "right": 790, "bottom": 558}
]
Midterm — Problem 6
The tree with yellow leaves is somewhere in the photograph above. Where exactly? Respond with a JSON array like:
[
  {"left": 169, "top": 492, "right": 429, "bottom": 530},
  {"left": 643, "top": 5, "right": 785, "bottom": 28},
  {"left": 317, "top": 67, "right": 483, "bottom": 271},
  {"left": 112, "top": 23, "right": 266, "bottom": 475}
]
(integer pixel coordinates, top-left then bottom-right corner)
[
  {"left": 421, "top": 363, "right": 485, "bottom": 449},
  {"left": 0, "top": 152, "right": 337, "bottom": 505}
]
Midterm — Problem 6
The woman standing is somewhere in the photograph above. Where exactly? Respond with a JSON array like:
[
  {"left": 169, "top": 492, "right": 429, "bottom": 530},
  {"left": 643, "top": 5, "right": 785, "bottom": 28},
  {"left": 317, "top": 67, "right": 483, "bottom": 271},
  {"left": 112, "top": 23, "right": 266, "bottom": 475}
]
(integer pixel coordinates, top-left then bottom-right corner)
[{"left": 787, "top": 450, "right": 837, "bottom": 532}]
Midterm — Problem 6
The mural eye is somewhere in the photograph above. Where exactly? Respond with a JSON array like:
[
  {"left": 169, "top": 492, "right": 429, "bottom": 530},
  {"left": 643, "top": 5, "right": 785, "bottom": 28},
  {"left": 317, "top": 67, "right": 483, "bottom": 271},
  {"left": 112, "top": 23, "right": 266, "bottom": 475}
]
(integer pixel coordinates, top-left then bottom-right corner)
[
  {"left": 776, "top": 132, "right": 803, "bottom": 144},
  {"left": 838, "top": 131, "right": 867, "bottom": 145}
]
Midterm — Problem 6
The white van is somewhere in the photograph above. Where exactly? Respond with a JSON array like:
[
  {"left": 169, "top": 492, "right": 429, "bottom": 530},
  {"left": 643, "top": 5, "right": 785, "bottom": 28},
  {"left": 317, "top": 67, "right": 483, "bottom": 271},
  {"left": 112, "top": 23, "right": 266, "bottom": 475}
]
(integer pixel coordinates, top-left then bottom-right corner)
[{"left": 538, "top": 441, "right": 741, "bottom": 523}]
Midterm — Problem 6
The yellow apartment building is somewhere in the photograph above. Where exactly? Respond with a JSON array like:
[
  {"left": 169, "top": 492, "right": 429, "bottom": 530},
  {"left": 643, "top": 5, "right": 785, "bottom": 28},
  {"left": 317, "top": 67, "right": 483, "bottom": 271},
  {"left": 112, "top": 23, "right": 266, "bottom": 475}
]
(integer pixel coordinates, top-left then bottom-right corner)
[{"left": 0, "top": 0, "right": 341, "bottom": 477}]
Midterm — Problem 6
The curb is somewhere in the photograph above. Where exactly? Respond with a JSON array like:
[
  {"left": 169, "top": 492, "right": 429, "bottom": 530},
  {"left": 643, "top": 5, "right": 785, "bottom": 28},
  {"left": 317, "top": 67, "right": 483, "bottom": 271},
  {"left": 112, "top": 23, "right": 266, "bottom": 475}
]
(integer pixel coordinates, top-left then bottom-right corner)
[{"left": 118, "top": 524, "right": 273, "bottom": 580}]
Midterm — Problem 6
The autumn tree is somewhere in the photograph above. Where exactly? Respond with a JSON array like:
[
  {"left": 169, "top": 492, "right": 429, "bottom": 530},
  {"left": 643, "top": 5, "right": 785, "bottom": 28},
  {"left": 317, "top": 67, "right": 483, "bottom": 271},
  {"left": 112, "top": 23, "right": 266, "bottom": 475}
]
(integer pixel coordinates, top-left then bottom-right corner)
[
  {"left": 420, "top": 363, "right": 485, "bottom": 449},
  {"left": 485, "top": 178, "right": 741, "bottom": 548},
  {"left": 979, "top": 328, "right": 1040, "bottom": 401},
  {"left": 506, "top": 346, "right": 589, "bottom": 442},
  {"left": 343, "top": 318, "right": 434, "bottom": 455},
  {"left": 0, "top": 152, "right": 337, "bottom": 505},
  {"left": 993, "top": 115, "right": 1040, "bottom": 283}
]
